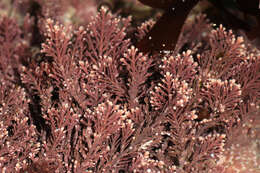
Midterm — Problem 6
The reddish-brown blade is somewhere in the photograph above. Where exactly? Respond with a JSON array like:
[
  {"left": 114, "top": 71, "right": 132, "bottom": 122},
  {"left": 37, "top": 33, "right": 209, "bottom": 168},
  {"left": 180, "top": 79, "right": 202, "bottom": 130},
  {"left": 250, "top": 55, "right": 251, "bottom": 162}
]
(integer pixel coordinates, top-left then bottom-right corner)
[
  {"left": 236, "top": 0, "right": 260, "bottom": 15},
  {"left": 236, "top": 0, "right": 260, "bottom": 40},
  {"left": 136, "top": 0, "right": 199, "bottom": 54},
  {"left": 138, "top": 0, "right": 174, "bottom": 9}
]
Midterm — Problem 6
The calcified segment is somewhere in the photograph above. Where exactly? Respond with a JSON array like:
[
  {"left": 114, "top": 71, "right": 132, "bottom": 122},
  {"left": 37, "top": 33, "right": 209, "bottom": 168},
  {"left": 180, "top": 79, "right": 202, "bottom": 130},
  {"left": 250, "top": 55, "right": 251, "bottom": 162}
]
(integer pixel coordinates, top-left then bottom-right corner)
[
  {"left": 160, "top": 50, "right": 198, "bottom": 82},
  {"left": 120, "top": 45, "right": 153, "bottom": 108},
  {"left": 150, "top": 50, "right": 197, "bottom": 110},
  {"left": 136, "top": 19, "right": 155, "bottom": 40},
  {"left": 200, "top": 78, "right": 242, "bottom": 119},
  {"left": 150, "top": 74, "right": 193, "bottom": 110}
]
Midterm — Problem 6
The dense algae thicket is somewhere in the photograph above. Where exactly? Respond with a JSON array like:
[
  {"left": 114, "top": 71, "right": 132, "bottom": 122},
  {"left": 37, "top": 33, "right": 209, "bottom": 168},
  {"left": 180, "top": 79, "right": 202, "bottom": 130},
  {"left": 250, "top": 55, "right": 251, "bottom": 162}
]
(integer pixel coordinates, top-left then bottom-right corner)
[{"left": 0, "top": 0, "right": 259, "bottom": 172}]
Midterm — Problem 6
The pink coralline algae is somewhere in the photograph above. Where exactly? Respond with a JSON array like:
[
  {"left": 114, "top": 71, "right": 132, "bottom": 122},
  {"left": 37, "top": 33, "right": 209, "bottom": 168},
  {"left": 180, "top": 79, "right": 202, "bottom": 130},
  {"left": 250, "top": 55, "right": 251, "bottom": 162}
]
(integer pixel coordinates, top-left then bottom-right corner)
[{"left": 0, "top": 1, "right": 259, "bottom": 173}]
